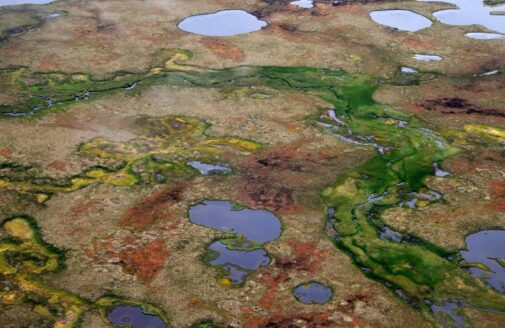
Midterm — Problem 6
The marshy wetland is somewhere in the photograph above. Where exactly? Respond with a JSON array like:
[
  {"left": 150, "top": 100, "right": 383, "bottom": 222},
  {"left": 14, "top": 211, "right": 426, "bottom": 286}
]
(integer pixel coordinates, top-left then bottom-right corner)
[{"left": 0, "top": 0, "right": 504, "bottom": 328}]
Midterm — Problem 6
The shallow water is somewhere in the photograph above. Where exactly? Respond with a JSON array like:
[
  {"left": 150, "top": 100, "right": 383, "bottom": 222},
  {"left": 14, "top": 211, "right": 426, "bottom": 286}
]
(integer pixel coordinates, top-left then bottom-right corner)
[
  {"left": 188, "top": 200, "right": 281, "bottom": 243},
  {"left": 369, "top": 10, "right": 432, "bottom": 32},
  {"left": 414, "top": 54, "right": 443, "bottom": 61},
  {"left": 418, "top": 0, "right": 505, "bottom": 34},
  {"left": 177, "top": 10, "right": 267, "bottom": 37},
  {"left": 293, "top": 282, "right": 333, "bottom": 304},
  {"left": 107, "top": 305, "right": 166, "bottom": 328},
  {"left": 186, "top": 161, "right": 232, "bottom": 175},
  {"left": 461, "top": 230, "right": 505, "bottom": 293},
  {"left": 290, "top": 0, "right": 314, "bottom": 9},
  {"left": 431, "top": 301, "right": 466, "bottom": 328},
  {"left": 401, "top": 67, "right": 419, "bottom": 74}
]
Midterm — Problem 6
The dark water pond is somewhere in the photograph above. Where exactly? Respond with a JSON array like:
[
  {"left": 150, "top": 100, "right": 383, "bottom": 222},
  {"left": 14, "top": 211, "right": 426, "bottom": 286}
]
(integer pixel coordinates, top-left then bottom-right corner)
[
  {"left": 293, "top": 282, "right": 333, "bottom": 304},
  {"left": 108, "top": 305, "right": 166, "bottom": 328},
  {"left": 187, "top": 161, "right": 232, "bottom": 175},
  {"left": 177, "top": 10, "right": 267, "bottom": 37},
  {"left": 189, "top": 200, "right": 281, "bottom": 243},
  {"left": 461, "top": 230, "right": 505, "bottom": 293}
]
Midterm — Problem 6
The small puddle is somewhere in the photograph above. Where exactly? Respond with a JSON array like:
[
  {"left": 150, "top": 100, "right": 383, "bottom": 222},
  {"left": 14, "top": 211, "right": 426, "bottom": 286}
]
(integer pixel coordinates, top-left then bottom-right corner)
[
  {"left": 293, "top": 282, "right": 333, "bottom": 304},
  {"left": 414, "top": 54, "right": 443, "bottom": 62},
  {"left": 401, "top": 67, "right": 419, "bottom": 74},
  {"left": 189, "top": 200, "right": 281, "bottom": 285},
  {"left": 0, "top": 0, "right": 54, "bottom": 5},
  {"left": 461, "top": 230, "right": 505, "bottom": 293},
  {"left": 465, "top": 32, "right": 505, "bottom": 39},
  {"left": 186, "top": 161, "right": 232, "bottom": 175},
  {"left": 418, "top": 0, "right": 505, "bottom": 34},
  {"left": 290, "top": 0, "right": 314, "bottom": 9},
  {"left": 177, "top": 10, "right": 267, "bottom": 37},
  {"left": 369, "top": 10, "right": 432, "bottom": 32},
  {"left": 107, "top": 305, "right": 166, "bottom": 328}
]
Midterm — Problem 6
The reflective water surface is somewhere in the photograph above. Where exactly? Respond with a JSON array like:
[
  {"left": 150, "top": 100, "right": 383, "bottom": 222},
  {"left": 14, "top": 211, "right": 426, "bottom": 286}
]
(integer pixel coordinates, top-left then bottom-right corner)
[{"left": 178, "top": 10, "right": 267, "bottom": 37}]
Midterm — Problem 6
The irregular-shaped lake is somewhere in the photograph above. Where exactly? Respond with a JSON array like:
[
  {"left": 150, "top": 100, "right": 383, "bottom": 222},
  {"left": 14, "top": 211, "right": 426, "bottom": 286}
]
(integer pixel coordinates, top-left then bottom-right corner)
[
  {"left": 189, "top": 200, "right": 281, "bottom": 285},
  {"left": 178, "top": 10, "right": 267, "bottom": 37},
  {"left": 189, "top": 200, "right": 281, "bottom": 243},
  {"left": 461, "top": 230, "right": 505, "bottom": 293},
  {"left": 293, "top": 282, "right": 333, "bottom": 304},
  {"left": 418, "top": 0, "right": 505, "bottom": 34},
  {"left": 369, "top": 10, "right": 433, "bottom": 32},
  {"left": 108, "top": 305, "right": 166, "bottom": 328},
  {"left": 207, "top": 240, "right": 270, "bottom": 284},
  {"left": 0, "top": 0, "right": 54, "bottom": 5}
]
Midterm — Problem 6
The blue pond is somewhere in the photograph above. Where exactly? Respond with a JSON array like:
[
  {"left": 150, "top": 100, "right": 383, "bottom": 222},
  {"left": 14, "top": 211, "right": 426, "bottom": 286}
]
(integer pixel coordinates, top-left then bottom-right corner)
[
  {"left": 187, "top": 161, "right": 232, "bottom": 175},
  {"left": 107, "top": 305, "right": 166, "bottom": 328},
  {"left": 461, "top": 230, "right": 505, "bottom": 293},
  {"left": 293, "top": 282, "right": 333, "bottom": 304},
  {"left": 189, "top": 200, "right": 281, "bottom": 244},
  {"left": 177, "top": 10, "right": 267, "bottom": 37},
  {"left": 189, "top": 200, "right": 281, "bottom": 285},
  {"left": 208, "top": 241, "right": 270, "bottom": 284}
]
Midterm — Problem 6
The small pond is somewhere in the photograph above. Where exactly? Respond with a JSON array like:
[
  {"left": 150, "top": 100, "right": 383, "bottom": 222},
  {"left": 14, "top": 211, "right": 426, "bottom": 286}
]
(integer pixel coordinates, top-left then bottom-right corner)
[
  {"left": 177, "top": 10, "right": 267, "bottom": 37},
  {"left": 107, "top": 305, "right": 166, "bottom": 328},
  {"left": 465, "top": 32, "right": 504, "bottom": 40},
  {"left": 461, "top": 230, "right": 505, "bottom": 293},
  {"left": 291, "top": 0, "right": 314, "bottom": 9},
  {"left": 414, "top": 54, "right": 443, "bottom": 61},
  {"left": 369, "top": 10, "right": 433, "bottom": 32},
  {"left": 293, "top": 282, "right": 333, "bottom": 304},
  {"left": 187, "top": 161, "right": 232, "bottom": 175}
]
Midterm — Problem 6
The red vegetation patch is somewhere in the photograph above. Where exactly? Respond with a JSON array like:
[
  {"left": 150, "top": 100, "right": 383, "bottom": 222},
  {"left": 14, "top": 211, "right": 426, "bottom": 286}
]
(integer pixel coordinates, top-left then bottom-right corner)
[
  {"left": 259, "top": 272, "right": 289, "bottom": 310},
  {"left": 201, "top": 38, "right": 245, "bottom": 63},
  {"left": 243, "top": 308, "right": 335, "bottom": 328},
  {"left": 39, "top": 55, "right": 63, "bottom": 71},
  {"left": 237, "top": 140, "right": 343, "bottom": 214},
  {"left": 277, "top": 240, "right": 330, "bottom": 273},
  {"left": 0, "top": 147, "right": 12, "bottom": 158},
  {"left": 112, "top": 240, "right": 169, "bottom": 282},
  {"left": 490, "top": 181, "right": 505, "bottom": 212},
  {"left": 47, "top": 161, "right": 66, "bottom": 171},
  {"left": 120, "top": 182, "right": 186, "bottom": 228}
]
